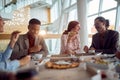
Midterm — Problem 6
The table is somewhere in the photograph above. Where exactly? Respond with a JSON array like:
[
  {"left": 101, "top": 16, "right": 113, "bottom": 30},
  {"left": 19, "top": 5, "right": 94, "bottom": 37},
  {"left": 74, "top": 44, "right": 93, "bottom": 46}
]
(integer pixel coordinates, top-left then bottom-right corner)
[
  {"left": 19, "top": 54, "right": 120, "bottom": 80},
  {"left": 38, "top": 64, "right": 96, "bottom": 80}
]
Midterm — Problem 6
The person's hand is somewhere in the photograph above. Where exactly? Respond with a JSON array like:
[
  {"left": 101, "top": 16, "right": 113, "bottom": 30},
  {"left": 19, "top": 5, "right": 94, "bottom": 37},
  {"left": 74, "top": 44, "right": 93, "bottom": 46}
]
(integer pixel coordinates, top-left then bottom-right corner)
[
  {"left": 68, "top": 31, "right": 77, "bottom": 42},
  {"left": 29, "top": 45, "right": 42, "bottom": 53},
  {"left": 9, "top": 31, "right": 21, "bottom": 48},
  {"left": 65, "top": 50, "right": 75, "bottom": 55},
  {"left": 89, "top": 47, "right": 95, "bottom": 50},
  {"left": 19, "top": 55, "right": 31, "bottom": 66},
  {"left": 10, "top": 31, "right": 21, "bottom": 42},
  {"left": 83, "top": 45, "right": 89, "bottom": 53}
]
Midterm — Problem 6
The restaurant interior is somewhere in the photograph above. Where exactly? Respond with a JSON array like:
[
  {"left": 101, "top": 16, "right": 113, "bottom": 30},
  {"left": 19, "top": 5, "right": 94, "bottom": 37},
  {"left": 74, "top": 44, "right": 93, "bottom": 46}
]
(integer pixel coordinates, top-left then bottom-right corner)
[{"left": 0, "top": 0, "right": 120, "bottom": 80}]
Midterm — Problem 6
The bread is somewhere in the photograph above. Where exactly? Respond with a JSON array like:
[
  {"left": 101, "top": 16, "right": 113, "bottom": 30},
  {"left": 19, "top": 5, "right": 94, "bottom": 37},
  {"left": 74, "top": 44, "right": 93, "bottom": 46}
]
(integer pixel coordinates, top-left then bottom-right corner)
[{"left": 45, "top": 61, "right": 79, "bottom": 69}]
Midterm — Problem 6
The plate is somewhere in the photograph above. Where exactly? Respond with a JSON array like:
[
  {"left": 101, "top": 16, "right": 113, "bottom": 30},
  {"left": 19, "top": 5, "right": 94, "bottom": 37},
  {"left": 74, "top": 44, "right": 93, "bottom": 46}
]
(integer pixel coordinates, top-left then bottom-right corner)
[
  {"left": 55, "top": 60, "right": 71, "bottom": 65},
  {"left": 86, "top": 62, "right": 108, "bottom": 70}
]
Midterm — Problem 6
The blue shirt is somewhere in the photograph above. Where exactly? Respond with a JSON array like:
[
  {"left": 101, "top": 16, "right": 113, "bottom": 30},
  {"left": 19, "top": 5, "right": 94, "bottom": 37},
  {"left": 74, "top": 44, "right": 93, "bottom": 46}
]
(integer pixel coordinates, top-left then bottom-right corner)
[{"left": 0, "top": 45, "right": 20, "bottom": 71}]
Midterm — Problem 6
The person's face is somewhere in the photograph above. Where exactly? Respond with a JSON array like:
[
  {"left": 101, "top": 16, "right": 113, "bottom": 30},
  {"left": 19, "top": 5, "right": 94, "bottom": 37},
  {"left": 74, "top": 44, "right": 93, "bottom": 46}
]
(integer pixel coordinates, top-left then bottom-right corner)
[
  {"left": 28, "top": 24, "right": 40, "bottom": 38},
  {"left": 0, "top": 17, "right": 5, "bottom": 32},
  {"left": 72, "top": 24, "right": 80, "bottom": 32},
  {"left": 94, "top": 19, "right": 106, "bottom": 33}
]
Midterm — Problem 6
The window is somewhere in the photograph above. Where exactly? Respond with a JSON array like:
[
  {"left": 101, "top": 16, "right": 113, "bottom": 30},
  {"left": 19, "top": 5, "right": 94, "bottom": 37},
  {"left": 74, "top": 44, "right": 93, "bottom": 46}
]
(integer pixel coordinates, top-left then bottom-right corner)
[
  {"left": 63, "top": 0, "right": 70, "bottom": 9},
  {"left": 88, "top": 0, "right": 100, "bottom": 15},
  {"left": 87, "top": 15, "right": 98, "bottom": 34},
  {"left": 45, "top": 39, "right": 60, "bottom": 54},
  {"left": 102, "top": 0, "right": 117, "bottom": 11},
  {"left": 46, "top": 0, "right": 52, "bottom": 5},
  {"left": 101, "top": 10, "right": 116, "bottom": 30},
  {"left": 0, "top": 1, "right": 3, "bottom": 9},
  {"left": 118, "top": 19, "right": 120, "bottom": 31},
  {"left": 116, "top": 16, "right": 120, "bottom": 33},
  {"left": 71, "top": 0, "right": 77, "bottom": 5},
  {"left": 50, "top": 1, "right": 59, "bottom": 22},
  {"left": 68, "top": 9, "right": 77, "bottom": 22}
]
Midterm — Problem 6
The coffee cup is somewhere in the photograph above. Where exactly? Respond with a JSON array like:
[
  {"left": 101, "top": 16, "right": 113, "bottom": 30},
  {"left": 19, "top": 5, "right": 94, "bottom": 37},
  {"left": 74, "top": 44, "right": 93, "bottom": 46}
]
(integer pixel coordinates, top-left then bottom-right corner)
[{"left": 32, "top": 54, "right": 43, "bottom": 60}]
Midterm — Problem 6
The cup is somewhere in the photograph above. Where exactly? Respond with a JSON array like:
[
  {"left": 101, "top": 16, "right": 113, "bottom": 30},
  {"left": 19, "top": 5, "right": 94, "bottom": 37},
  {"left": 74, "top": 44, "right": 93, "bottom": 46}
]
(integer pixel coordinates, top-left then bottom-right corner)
[
  {"left": 88, "top": 50, "right": 95, "bottom": 53},
  {"left": 80, "top": 62, "right": 86, "bottom": 70},
  {"left": 32, "top": 54, "right": 43, "bottom": 60},
  {"left": 106, "top": 70, "right": 119, "bottom": 79}
]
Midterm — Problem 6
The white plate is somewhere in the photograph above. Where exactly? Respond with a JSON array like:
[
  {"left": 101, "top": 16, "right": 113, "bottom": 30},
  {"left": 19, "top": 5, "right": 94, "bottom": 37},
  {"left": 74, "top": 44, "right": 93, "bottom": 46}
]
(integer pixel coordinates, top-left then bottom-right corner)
[{"left": 55, "top": 60, "right": 71, "bottom": 65}]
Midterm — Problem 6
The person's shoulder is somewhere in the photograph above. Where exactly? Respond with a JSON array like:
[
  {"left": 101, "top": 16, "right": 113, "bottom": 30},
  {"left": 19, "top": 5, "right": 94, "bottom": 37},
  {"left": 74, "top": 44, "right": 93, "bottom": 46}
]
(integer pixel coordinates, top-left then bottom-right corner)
[
  {"left": 62, "top": 33, "right": 68, "bottom": 36},
  {"left": 38, "top": 35, "right": 45, "bottom": 40},
  {"left": 61, "top": 33, "right": 68, "bottom": 38},
  {"left": 108, "top": 30, "right": 119, "bottom": 34},
  {"left": 19, "top": 33, "right": 27, "bottom": 37},
  {"left": 38, "top": 34, "right": 44, "bottom": 37},
  {"left": 62, "top": 30, "right": 68, "bottom": 34},
  {"left": 16, "top": 33, "right": 28, "bottom": 42},
  {"left": 108, "top": 30, "right": 118, "bottom": 32},
  {"left": 93, "top": 33, "right": 99, "bottom": 37}
]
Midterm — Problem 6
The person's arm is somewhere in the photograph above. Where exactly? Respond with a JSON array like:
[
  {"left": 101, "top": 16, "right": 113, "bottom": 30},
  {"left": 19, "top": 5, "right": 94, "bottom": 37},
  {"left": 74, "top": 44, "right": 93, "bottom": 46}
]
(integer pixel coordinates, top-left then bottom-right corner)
[
  {"left": 90, "top": 35, "right": 96, "bottom": 49},
  {"left": 10, "top": 36, "right": 28, "bottom": 60},
  {"left": 95, "top": 49, "right": 116, "bottom": 54},
  {"left": 2, "top": 31, "right": 20, "bottom": 60},
  {"left": 29, "top": 37, "right": 48, "bottom": 57},
  {"left": 1, "top": 46, "right": 13, "bottom": 61},
  {"left": 0, "top": 55, "right": 31, "bottom": 71},
  {"left": 75, "top": 34, "right": 81, "bottom": 53},
  {"left": 37, "top": 38, "right": 48, "bottom": 57},
  {"left": 0, "top": 51, "right": 20, "bottom": 71},
  {"left": 60, "top": 35, "right": 67, "bottom": 54},
  {"left": 0, "top": 60, "right": 20, "bottom": 71}
]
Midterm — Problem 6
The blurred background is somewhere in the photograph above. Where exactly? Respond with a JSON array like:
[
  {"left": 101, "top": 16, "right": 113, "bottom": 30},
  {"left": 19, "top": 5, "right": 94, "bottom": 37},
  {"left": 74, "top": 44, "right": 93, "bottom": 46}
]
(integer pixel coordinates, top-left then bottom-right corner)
[{"left": 0, "top": 0, "right": 120, "bottom": 54}]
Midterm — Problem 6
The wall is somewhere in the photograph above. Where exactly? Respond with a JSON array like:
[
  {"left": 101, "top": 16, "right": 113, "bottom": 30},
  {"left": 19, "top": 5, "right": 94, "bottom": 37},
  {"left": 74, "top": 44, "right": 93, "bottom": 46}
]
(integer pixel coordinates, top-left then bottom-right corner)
[
  {"left": 30, "top": 7, "right": 49, "bottom": 24},
  {"left": 0, "top": 6, "right": 30, "bottom": 51}
]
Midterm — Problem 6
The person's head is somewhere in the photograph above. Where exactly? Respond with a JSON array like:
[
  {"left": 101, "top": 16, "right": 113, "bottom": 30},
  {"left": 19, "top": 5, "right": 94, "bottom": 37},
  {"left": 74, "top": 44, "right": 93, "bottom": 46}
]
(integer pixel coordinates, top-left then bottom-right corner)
[
  {"left": 28, "top": 18, "right": 41, "bottom": 38},
  {"left": 94, "top": 16, "right": 109, "bottom": 34},
  {"left": 16, "top": 68, "right": 39, "bottom": 80},
  {"left": 63, "top": 21, "right": 80, "bottom": 34},
  {"left": 0, "top": 16, "right": 5, "bottom": 32}
]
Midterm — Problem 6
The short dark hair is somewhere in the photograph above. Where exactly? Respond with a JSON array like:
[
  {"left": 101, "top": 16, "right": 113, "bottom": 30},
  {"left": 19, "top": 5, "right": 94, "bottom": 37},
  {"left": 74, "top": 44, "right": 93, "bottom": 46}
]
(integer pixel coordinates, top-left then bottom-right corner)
[{"left": 29, "top": 18, "right": 41, "bottom": 25}]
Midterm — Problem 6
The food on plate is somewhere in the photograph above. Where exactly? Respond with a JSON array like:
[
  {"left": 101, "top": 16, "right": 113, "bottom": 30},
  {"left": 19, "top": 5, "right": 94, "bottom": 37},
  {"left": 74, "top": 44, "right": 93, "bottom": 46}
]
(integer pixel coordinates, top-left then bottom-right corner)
[
  {"left": 45, "top": 61, "right": 79, "bottom": 69},
  {"left": 94, "top": 58, "right": 108, "bottom": 65},
  {"left": 70, "top": 62, "right": 79, "bottom": 68},
  {"left": 45, "top": 61, "right": 53, "bottom": 68}
]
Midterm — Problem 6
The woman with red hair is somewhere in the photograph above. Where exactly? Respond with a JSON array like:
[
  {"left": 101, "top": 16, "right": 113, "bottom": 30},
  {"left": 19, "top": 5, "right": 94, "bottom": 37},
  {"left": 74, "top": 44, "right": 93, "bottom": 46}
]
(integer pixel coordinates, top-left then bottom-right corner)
[{"left": 60, "top": 21, "right": 81, "bottom": 55}]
